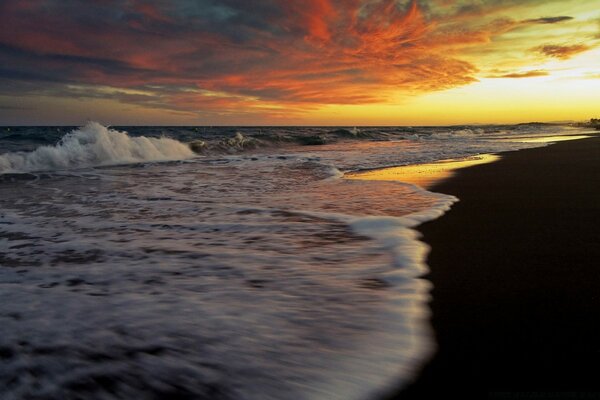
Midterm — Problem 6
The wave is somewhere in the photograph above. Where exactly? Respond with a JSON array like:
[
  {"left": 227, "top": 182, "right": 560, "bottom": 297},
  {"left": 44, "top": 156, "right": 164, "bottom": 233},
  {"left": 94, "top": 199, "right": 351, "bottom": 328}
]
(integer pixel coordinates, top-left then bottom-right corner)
[
  {"left": 0, "top": 122, "right": 195, "bottom": 174},
  {"left": 188, "top": 128, "right": 382, "bottom": 154},
  {"left": 425, "top": 128, "right": 484, "bottom": 140}
]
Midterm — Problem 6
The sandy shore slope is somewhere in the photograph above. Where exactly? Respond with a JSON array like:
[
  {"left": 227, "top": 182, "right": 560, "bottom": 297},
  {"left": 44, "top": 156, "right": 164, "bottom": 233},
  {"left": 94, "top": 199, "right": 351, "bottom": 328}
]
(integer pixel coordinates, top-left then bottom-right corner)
[{"left": 393, "top": 135, "right": 600, "bottom": 399}]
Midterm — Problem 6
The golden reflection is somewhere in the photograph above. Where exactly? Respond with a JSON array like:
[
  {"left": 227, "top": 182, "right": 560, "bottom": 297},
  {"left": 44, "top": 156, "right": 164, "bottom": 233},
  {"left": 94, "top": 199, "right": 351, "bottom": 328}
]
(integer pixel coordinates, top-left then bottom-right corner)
[
  {"left": 506, "top": 135, "right": 591, "bottom": 144},
  {"left": 346, "top": 154, "right": 500, "bottom": 189}
]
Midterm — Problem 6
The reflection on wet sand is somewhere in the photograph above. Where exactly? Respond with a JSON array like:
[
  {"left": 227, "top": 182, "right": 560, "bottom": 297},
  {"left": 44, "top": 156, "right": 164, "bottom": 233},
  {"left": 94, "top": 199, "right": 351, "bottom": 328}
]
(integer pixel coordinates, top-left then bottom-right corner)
[
  {"left": 346, "top": 154, "right": 501, "bottom": 189},
  {"left": 507, "top": 134, "right": 590, "bottom": 143}
]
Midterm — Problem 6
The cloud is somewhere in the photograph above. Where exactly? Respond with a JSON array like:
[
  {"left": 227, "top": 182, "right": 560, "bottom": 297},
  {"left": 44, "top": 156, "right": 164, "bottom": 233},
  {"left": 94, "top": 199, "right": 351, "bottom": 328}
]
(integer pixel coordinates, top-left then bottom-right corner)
[
  {"left": 524, "top": 16, "right": 573, "bottom": 24},
  {"left": 0, "top": 0, "right": 596, "bottom": 121},
  {"left": 0, "top": 0, "right": 486, "bottom": 113},
  {"left": 535, "top": 44, "right": 590, "bottom": 59},
  {"left": 0, "top": 105, "right": 31, "bottom": 111},
  {"left": 489, "top": 70, "right": 549, "bottom": 78}
]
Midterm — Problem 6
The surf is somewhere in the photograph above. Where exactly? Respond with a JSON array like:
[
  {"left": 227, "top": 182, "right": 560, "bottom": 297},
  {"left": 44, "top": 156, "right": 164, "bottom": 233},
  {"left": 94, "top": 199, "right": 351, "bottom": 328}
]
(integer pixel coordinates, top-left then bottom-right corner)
[{"left": 0, "top": 122, "right": 195, "bottom": 174}]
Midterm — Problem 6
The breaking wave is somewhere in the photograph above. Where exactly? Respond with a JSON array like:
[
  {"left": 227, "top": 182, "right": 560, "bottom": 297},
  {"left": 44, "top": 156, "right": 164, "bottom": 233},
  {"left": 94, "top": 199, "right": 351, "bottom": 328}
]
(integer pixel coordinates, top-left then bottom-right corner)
[{"left": 0, "top": 122, "right": 195, "bottom": 174}]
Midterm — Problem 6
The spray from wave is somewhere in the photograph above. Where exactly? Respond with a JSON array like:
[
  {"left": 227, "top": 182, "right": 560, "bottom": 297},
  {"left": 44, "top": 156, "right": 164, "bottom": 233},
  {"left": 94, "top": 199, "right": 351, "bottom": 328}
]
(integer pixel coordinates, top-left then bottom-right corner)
[{"left": 0, "top": 122, "right": 195, "bottom": 174}]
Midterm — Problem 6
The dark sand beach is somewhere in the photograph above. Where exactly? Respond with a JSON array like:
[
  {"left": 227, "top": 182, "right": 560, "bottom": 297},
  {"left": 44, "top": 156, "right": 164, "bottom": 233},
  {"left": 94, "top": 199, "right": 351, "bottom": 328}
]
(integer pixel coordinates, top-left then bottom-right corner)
[{"left": 394, "top": 135, "right": 600, "bottom": 399}]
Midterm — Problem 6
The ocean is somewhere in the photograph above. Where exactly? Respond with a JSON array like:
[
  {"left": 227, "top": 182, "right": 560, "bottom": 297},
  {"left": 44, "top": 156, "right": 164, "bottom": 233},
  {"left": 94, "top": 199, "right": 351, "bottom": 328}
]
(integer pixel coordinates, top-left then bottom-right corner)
[{"left": 0, "top": 123, "right": 581, "bottom": 400}]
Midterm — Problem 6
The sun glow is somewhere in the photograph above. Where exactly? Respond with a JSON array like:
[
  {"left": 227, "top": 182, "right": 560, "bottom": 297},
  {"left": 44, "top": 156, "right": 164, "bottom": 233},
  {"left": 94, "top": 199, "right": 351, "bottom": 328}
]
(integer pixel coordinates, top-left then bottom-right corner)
[{"left": 0, "top": 0, "right": 599, "bottom": 125}]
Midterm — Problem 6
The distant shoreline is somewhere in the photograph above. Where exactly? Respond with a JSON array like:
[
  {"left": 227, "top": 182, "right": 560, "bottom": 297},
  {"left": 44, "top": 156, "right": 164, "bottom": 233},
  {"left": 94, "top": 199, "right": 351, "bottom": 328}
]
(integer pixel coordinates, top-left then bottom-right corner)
[{"left": 0, "top": 122, "right": 581, "bottom": 128}]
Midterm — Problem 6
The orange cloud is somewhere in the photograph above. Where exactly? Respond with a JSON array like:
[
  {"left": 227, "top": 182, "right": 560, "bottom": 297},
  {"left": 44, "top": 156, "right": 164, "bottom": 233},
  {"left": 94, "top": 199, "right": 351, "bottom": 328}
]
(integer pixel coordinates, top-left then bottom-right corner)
[
  {"left": 535, "top": 44, "right": 590, "bottom": 59},
  {"left": 169, "top": 0, "right": 482, "bottom": 111},
  {"left": 300, "top": 0, "right": 336, "bottom": 42},
  {"left": 489, "top": 70, "right": 549, "bottom": 78},
  {"left": 0, "top": 0, "right": 487, "bottom": 117},
  {"left": 3, "top": 0, "right": 595, "bottom": 122}
]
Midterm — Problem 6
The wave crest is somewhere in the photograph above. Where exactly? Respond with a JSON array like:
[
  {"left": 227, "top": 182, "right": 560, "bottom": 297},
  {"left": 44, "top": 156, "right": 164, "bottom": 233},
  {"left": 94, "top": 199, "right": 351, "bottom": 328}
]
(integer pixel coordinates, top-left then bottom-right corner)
[{"left": 0, "top": 122, "right": 194, "bottom": 173}]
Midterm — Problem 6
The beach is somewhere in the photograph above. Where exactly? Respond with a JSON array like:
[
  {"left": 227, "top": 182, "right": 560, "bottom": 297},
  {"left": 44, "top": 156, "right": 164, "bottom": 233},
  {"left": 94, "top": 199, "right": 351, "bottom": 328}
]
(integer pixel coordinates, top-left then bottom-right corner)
[
  {"left": 391, "top": 135, "right": 600, "bottom": 398},
  {"left": 2, "top": 0, "right": 600, "bottom": 398}
]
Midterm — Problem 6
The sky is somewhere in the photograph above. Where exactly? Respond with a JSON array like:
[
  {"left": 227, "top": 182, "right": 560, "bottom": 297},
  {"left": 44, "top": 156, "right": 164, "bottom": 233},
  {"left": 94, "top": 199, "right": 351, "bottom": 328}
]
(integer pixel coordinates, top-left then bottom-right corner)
[{"left": 0, "top": 0, "right": 599, "bottom": 125}]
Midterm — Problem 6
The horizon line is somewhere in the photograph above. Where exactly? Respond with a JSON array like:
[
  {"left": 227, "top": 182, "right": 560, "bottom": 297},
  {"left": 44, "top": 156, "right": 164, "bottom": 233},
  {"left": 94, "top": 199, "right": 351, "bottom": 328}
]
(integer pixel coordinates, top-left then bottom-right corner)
[{"left": 0, "top": 121, "right": 579, "bottom": 128}]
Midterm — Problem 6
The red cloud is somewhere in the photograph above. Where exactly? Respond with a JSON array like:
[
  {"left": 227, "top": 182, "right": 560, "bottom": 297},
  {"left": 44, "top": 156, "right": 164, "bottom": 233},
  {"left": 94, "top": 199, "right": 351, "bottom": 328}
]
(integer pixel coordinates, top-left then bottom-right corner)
[
  {"left": 295, "top": 0, "right": 337, "bottom": 42},
  {"left": 0, "top": 0, "right": 503, "bottom": 116}
]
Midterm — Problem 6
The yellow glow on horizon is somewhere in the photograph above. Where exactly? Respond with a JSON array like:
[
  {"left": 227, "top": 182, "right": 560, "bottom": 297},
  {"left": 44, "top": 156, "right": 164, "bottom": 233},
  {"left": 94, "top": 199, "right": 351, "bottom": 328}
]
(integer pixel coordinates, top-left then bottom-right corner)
[
  {"left": 290, "top": 4, "right": 600, "bottom": 126},
  {"left": 507, "top": 135, "right": 591, "bottom": 143},
  {"left": 304, "top": 46, "right": 600, "bottom": 126}
]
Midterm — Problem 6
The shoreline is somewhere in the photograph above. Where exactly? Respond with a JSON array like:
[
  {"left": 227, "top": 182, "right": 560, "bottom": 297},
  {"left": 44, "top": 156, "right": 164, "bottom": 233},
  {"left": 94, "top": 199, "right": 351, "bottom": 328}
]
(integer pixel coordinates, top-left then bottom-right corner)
[
  {"left": 346, "top": 133, "right": 593, "bottom": 190},
  {"left": 346, "top": 154, "right": 501, "bottom": 190},
  {"left": 388, "top": 135, "right": 600, "bottom": 398}
]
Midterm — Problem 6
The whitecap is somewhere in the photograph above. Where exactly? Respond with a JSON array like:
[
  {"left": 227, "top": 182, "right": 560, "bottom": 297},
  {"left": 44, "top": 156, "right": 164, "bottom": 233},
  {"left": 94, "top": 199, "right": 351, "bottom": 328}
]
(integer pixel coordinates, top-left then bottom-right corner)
[{"left": 0, "top": 122, "right": 195, "bottom": 173}]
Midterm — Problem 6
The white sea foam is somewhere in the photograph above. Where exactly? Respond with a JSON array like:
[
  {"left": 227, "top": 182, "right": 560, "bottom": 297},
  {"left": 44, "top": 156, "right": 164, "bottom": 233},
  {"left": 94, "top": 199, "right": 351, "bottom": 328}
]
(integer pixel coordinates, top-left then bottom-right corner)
[
  {"left": 0, "top": 153, "right": 456, "bottom": 400},
  {"left": 274, "top": 187, "right": 458, "bottom": 399},
  {"left": 0, "top": 122, "right": 194, "bottom": 173}
]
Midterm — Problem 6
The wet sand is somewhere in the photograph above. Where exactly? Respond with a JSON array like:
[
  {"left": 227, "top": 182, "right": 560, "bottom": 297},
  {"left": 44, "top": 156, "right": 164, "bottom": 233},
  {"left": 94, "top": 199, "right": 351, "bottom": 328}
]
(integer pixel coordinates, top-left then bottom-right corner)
[
  {"left": 392, "top": 135, "right": 600, "bottom": 399},
  {"left": 346, "top": 154, "right": 500, "bottom": 190}
]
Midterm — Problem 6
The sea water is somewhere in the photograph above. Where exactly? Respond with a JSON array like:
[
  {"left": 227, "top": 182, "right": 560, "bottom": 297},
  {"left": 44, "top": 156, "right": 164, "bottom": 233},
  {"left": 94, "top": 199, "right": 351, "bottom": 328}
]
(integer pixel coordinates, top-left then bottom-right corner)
[{"left": 0, "top": 122, "right": 583, "bottom": 399}]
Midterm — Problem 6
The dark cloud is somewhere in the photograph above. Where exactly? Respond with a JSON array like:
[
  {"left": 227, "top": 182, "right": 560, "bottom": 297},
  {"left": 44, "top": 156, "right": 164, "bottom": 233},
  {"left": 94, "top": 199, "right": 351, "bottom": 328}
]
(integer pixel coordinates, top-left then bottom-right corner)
[
  {"left": 524, "top": 16, "right": 573, "bottom": 24},
  {"left": 430, "top": 0, "right": 567, "bottom": 19},
  {"left": 0, "top": 105, "right": 31, "bottom": 110}
]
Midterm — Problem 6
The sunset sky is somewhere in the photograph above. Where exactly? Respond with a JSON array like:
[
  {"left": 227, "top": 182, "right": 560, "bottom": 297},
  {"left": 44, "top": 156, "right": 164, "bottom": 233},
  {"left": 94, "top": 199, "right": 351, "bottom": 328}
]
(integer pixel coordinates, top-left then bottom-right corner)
[{"left": 0, "top": 0, "right": 599, "bottom": 125}]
